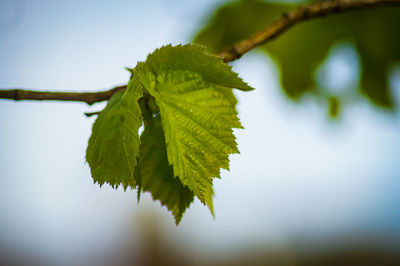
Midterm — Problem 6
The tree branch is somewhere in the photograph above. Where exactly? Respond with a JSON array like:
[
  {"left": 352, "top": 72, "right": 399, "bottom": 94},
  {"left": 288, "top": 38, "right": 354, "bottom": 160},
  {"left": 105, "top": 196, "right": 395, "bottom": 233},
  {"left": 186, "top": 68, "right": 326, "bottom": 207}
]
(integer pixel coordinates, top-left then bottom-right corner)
[
  {"left": 1, "top": 0, "right": 399, "bottom": 105},
  {"left": 0, "top": 85, "right": 126, "bottom": 105},
  {"left": 217, "top": 0, "right": 400, "bottom": 62}
]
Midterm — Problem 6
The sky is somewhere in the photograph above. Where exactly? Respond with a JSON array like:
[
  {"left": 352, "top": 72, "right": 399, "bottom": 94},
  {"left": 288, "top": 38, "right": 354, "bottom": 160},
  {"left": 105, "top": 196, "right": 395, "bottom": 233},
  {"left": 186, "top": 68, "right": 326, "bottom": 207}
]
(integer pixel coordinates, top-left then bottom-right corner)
[{"left": 1, "top": 0, "right": 400, "bottom": 265}]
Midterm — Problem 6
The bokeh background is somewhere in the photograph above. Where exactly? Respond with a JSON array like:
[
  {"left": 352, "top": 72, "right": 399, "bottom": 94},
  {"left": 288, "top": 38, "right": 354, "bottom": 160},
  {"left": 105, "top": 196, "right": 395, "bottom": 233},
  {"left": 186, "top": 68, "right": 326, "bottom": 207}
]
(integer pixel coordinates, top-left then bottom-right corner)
[{"left": 1, "top": 0, "right": 400, "bottom": 265}]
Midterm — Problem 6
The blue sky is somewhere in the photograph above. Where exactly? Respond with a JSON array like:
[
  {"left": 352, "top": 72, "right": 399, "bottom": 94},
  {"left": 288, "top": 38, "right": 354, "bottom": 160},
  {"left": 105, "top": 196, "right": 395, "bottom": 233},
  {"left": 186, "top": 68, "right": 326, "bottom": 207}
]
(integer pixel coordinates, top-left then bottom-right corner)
[{"left": 1, "top": 0, "right": 400, "bottom": 264}]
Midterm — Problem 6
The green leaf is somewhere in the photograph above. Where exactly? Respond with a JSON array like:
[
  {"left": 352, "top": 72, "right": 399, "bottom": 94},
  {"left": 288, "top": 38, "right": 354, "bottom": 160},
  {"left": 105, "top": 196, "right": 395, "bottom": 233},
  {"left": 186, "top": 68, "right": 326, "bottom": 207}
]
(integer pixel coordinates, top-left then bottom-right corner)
[
  {"left": 138, "top": 44, "right": 253, "bottom": 91},
  {"left": 86, "top": 79, "right": 143, "bottom": 189},
  {"left": 136, "top": 114, "right": 194, "bottom": 224},
  {"left": 134, "top": 44, "right": 252, "bottom": 213},
  {"left": 86, "top": 43, "right": 252, "bottom": 222}
]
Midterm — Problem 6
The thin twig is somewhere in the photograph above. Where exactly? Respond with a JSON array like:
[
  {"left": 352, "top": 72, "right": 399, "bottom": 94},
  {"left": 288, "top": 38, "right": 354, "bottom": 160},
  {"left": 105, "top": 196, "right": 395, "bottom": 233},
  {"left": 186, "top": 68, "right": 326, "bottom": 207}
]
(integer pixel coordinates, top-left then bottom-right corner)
[
  {"left": 84, "top": 111, "right": 101, "bottom": 117},
  {"left": 0, "top": 85, "right": 126, "bottom": 105},
  {"left": 0, "top": 0, "right": 399, "bottom": 105},
  {"left": 217, "top": 0, "right": 400, "bottom": 62}
]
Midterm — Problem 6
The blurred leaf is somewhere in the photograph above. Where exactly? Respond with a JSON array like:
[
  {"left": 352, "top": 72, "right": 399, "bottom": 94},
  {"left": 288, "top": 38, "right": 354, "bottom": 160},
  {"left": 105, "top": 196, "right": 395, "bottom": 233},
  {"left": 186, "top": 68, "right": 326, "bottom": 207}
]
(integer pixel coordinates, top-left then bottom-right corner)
[
  {"left": 195, "top": 0, "right": 290, "bottom": 53},
  {"left": 194, "top": 0, "right": 400, "bottom": 110},
  {"left": 264, "top": 13, "right": 347, "bottom": 99},
  {"left": 328, "top": 96, "right": 340, "bottom": 118},
  {"left": 346, "top": 8, "right": 400, "bottom": 107}
]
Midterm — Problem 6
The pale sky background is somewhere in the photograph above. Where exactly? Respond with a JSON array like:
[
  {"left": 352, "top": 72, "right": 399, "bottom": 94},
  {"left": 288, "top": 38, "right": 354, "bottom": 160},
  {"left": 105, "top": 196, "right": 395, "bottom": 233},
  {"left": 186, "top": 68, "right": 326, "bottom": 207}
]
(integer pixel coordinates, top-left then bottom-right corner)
[{"left": 1, "top": 0, "right": 400, "bottom": 265}]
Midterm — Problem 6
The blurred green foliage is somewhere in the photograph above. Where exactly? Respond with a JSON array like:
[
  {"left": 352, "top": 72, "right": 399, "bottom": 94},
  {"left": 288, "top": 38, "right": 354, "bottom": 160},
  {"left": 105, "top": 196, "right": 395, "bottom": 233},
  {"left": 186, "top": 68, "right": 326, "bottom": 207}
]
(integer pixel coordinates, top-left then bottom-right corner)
[{"left": 194, "top": 0, "right": 400, "bottom": 117}]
